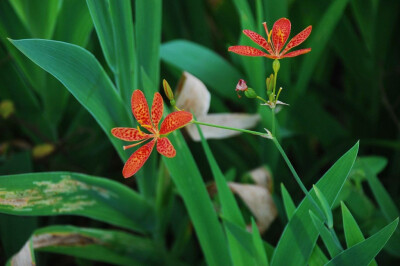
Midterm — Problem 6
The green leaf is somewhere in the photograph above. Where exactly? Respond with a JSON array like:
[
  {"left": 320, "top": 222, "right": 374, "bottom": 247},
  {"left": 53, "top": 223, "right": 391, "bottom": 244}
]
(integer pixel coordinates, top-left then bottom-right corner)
[
  {"left": 326, "top": 218, "right": 399, "bottom": 265},
  {"left": 308, "top": 245, "right": 329, "bottom": 266},
  {"left": 197, "top": 122, "right": 251, "bottom": 265},
  {"left": 47, "top": 0, "right": 95, "bottom": 126},
  {"left": 280, "top": 183, "right": 296, "bottom": 220},
  {"left": 9, "top": 0, "right": 61, "bottom": 39},
  {"left": 86, "top": 0, "right": 116, "bottom": 71},
  {"left": 292, "top": 0, "right": 350, "bottom": 99},
  {"left": 251, "top": 218, "right": 269, "bottom": 266},
  {"left": 341, "top": 202, "right": 377, "bottom": 266},
  {"left": 309, "top": 211, "right": 342, "bottom": 257},
  {"left": 352, "top": 156, "right": 388, "bottom": 177},
  {"left": 160, "top": 40, "right": 243, "bottom": 101},
  {"left": 10, "top": 38, "right": 133, "bottom": 160},
  {"left": 313, "top": 185, "right": 333, "bottom": 228},
  {"left": 223, "top": 217, "right": 275, "bottom": 260},
  {"left": 271, "top": 142, "right": 359, "bottom": 266},
  {"left": 109, "top": 0, "right": 136, "bottom": 104},
  {"left": 162, "top": 131, "right": 232, "bottom": 266},
  {"left": 360, "top": 159, "right": 400, "bottom": 255},
  {"left": 0, "top": 172, "right": 155, "bottom": 233},
  {"left": 136, "top": 0, "right": 162, "bottom": 88},
  {"left": 341, "top": 201, "right": 366, "bottom": 247},
  {"left": 35, "top": 226, "right": 162, "bottom": 265},
  {"left": 9, "top": 225, "right": 164, "bottom": 265}
]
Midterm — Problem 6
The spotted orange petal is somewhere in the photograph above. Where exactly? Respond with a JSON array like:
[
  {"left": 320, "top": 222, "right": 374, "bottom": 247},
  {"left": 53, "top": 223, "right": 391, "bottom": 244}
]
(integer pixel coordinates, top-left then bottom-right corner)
[
  {"left": 282, "top": 26, "right": 312, "bottom": 55},
  {"left": 151, "top": 92, "right": 163, "bottom": 130},
  {"left": 131, "top": 90, "right": 153, "bottom": 131},
  {"left": 159, "top": 111, "right": 193, "bottom": 135},
  {"left": 122, "top": 139, "right": 155, "bottom": 178},
  {"left": 243, "top": 30, "right": 274, "bottom": 54},
  {"left": 157, "top": 137, "right": 176, "bottom": 158},
  {"left": 282, "top": 48, "right": 311, "bottom": 58},
  {"left": 272, "top": 18, "right": 291, "bottom": 53},
  {"left": 111, "top": 127, "right": 152, "bottom": 141},
  {"left": 228, "top": 45, "right": 269, "bottom": 57}
]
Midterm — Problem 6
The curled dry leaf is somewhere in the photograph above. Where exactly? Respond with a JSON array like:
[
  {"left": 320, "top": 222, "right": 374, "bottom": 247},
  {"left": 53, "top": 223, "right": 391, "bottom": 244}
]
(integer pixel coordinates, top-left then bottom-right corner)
[
  {"left": 228, "top": 166, "right": 277, "bottom": 234},
  {"left": 175, "top": 71, "right": 260, "bottom": 141},
  {"left": 11, "top": 240, "right": 35, "bottom": 266}
]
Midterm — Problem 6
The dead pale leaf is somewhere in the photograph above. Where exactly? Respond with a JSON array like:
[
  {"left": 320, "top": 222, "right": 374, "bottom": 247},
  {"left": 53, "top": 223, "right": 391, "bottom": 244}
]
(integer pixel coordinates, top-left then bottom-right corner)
[
  {"left": 176, "top": 71, "right": 210, "bottom": 117},
  {"left": 11, "top": 240, "right": 35, "bottom": 266},
  {"left": 227, "top": 166, "right": 277, "bottom": 234},
  {"left": 175, "top": 71, "right": 260, "bottom": 141}
]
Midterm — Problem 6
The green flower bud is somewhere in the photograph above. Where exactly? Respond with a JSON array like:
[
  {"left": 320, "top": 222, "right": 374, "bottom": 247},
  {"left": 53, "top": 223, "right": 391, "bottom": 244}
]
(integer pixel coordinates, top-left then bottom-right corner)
[
  {"left": 273, "top": 59, "right": 280, "bottom": 73},
  {"left": 266, "top": 73, "right": 274, "bottom": 92},
  {"left": 244, "top": 88, "right": 257, "bottom": 98},
  {"left": 163, "top": 79, "right": 174, "bottom": 101}
]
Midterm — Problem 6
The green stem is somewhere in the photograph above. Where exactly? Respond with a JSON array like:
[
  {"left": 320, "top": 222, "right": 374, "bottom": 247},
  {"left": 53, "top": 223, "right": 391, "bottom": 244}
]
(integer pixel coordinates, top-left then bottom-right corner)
[
  {"left": 256, "top": 96, "right": 268, "bottom": 104},
  {"left": 192, "top": 120, "right": 269, "bottom": 138},
  {"left": 271, "top": 137, "right": 325, "bottom": 218},
  {"left": 271, "top": 108, "right": 276, "bottom": 136}
]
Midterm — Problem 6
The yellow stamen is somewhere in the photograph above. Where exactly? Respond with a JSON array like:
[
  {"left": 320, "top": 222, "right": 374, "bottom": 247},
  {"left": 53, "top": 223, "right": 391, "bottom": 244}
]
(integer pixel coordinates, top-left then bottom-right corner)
[
  {"left": 267, "top": 31, "right": 272, "bottom": 44},
  {"left": 141, "top": 124, "right": 153, "bottom": 129},
  {"left": 136, "top": 126, "right": 144, "bottom": 136}
]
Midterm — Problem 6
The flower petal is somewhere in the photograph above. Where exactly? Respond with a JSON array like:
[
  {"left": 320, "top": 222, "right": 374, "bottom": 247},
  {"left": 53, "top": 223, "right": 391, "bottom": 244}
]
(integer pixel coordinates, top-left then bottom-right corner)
[
  {"left": 159, "top": 111, "right": 193, "bottom": 135},
  {"left": 243, "top": 30, "right": 274, "bottom": 54},
  {"left": 281, "top": 26, "right": 312, "bottom": 55},
  {"left": 151, "top": 92, "right": 163, "bottom": 130},
  {"left": 228, "top": 45, "right": 268, "bottom": 57},
  {"left": 157, "top": 137, "right": 176, "bottom": 158},
  {"left": 111, "top": 127, "right": 152, "bottom": 141},
  {"left": 122, "top": 139, "right": 155, "bottom": 178},
  {"left": 131, "top": 90, "right": 153, "bottom": 130},
  {"left": 272, "top": 18, "right": 291, "bottom": 53},
  {"left": 282, "top": 48, "right": 311, "bottom": 58}
]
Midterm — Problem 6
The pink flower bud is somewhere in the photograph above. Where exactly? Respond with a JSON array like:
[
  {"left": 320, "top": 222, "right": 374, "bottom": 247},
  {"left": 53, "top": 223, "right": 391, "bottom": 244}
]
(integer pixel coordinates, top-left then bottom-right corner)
[{"left": 236, "top": 79, "right": 248, "bottom": 92}]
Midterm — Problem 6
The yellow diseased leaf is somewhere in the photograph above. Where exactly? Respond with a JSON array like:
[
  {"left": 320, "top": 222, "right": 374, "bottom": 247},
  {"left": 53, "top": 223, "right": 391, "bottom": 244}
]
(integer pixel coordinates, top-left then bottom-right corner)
[
  {"left": 32, "top": 143, "right": 55, "bottom": 159},
  {"left": 0, "top": 100, "right": 15, "bottom": 119}
]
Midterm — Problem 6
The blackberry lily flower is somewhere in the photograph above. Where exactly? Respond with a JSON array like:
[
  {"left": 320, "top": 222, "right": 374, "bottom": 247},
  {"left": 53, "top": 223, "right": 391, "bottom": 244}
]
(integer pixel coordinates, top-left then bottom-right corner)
[
  {"left": 228, "top": 18, "right": 312, "bottom": 59},
  {"left": 112, "top": 90, "right": 193, "bottom": 178}
]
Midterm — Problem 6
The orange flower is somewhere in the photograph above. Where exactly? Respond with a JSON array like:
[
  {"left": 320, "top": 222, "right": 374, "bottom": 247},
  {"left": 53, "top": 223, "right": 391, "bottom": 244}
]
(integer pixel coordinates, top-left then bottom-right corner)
[
  {"left": 228, "top": 18, "right": 312, "bottom": 59},
  {"left": 112, "top": 90, "right": 193, "bottom": 178}
]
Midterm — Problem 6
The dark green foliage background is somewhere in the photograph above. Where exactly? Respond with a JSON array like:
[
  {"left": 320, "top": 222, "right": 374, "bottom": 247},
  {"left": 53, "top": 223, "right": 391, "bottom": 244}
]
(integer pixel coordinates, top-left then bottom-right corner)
[{"left": 0, "top": 0, "right": 399, "bottom": 265}]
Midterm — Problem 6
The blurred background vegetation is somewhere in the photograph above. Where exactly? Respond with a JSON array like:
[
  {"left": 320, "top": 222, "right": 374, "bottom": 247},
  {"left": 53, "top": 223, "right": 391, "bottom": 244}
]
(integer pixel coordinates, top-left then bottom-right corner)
[{"left": 0, "top": 0, "right": 399, "bottom": 264}]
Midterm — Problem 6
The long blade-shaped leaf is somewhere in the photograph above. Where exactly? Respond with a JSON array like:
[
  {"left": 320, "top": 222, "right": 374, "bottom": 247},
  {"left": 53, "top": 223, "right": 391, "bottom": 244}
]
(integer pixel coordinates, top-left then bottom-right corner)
[
  {"left": 341, "top": 202, "right": 377, "bottom": 266},
  {"left": 109, "top": 0, "right": 136, "bottom": 104},
  {"left": 160, "top": 40, "right": 243, "bottom": 101},
  {"left": 162, "top": 131, "right": 232, "bottom": 266},
  {"left": 197, "top": 123, "right": 252, "bottom": 265},
  {"left": 0, "top": 172, "right": 155, "bottom": 233},
  {"left": 136, "top": 0, "right": 162, "bottom": 88},
  {"left": 10, "top": 0, "right": 61, "bottom": 39},
  {"left": 10, "top": 38, "right": 133, "bottom": 160},
  {"left": 291, "top": 0, "right": 350, "bottom": 100},
  {"left": 281, "top": 183, "right": 296, "bottom": 220},
  {"left": 9, "top": 225, "right": 163, "bottom": 265},
  {"left": 271, "top": 142, "right": 359, "bottom": 266},
  {"left": 86, "top": 0, "right": 116, "bottom": 71},
  {"left": 326, "top": 219, "right": 399, "bottom": 265},
  {"left": 309, "top": 211, "right": 342, "bottom": 257}
]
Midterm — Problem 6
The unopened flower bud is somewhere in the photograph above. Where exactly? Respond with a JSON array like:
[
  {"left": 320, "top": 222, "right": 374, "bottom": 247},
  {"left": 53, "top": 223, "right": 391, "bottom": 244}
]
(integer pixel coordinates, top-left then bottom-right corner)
[
  {"left": 163, "top": 79, "right": 174, "bottom": 101},
  {"left": 244, "top": 88, "right": 257, "bottom": 98},
  {"left": 266, "top": 74, "right": 274, "bottom": 92},
  {"left": 273, "top": 59, "right": 280, "bottom": 73},
  {"left": 236, "top": 79, "right": 248, "bottom": 92}
]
